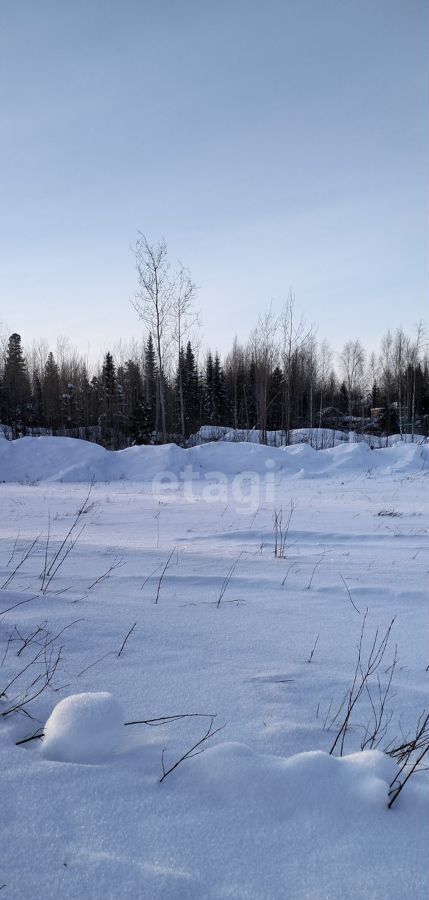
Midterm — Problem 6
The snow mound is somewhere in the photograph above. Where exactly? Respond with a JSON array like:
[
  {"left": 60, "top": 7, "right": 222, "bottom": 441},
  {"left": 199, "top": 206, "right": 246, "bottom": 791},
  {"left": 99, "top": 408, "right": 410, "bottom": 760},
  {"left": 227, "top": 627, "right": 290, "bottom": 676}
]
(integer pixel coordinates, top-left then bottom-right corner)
[
  {"left": 177, "top": 742, "right": 397, "bottom": 819},
  {"left": 41, "top": 692, "right": 124, "bottom": 764},
  {"left": 0, "top": 434, "right": 427, "bottom": 483}
]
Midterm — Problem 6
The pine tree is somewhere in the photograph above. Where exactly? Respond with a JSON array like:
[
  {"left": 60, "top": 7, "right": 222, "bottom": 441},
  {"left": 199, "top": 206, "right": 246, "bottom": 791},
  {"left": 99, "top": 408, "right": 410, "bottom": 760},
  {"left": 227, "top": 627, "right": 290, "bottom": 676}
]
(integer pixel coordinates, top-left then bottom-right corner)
[
  {"left": 2, "top": 333, "right": 31, "bottom": 436},
  {"left": 175, "top": 346, "right": 187, "bottom": 432},
  {"left": 122, "top": 359, "right": 151, "bottom": 444},
  {"left": 144, "top": 335, "right": 157, "bottom": 434},
  {"left": 75, "top": 363, "right": 92, "bottom": 430},
  {"left": 204, "top": 353, "right": 214, "bottom": 424},
  {"left": 338, "top": 382, "right": 348, "bottom": 414},
  {"left": 89, "top": 376, "right": 101, "bottom": 427},
  {"left": 183, "top": 341, "right": 200, "bottom": 435},
  {"left": 212, "top": 354, "right": 226, "bottom": 425},
  {"left": 100, "top": 352, "right": 118, "bottom": 441},
  {"left": 267, "top": 366, "right": 283, "bottom": 431}
]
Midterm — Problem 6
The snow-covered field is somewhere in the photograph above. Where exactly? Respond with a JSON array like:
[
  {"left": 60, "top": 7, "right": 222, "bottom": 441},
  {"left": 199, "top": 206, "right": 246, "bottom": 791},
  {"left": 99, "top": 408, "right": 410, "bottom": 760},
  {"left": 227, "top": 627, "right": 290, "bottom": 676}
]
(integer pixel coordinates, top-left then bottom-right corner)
[{"left": 0, "top": 436, "right": 428, "bottom": 899}]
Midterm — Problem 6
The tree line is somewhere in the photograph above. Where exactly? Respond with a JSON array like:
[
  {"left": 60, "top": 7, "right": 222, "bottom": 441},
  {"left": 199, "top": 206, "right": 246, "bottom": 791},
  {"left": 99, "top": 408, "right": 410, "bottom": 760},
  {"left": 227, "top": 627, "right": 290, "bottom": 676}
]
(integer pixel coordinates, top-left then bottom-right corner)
[{"left": 0, "top": 236, "right": 427, "bottom": 446}]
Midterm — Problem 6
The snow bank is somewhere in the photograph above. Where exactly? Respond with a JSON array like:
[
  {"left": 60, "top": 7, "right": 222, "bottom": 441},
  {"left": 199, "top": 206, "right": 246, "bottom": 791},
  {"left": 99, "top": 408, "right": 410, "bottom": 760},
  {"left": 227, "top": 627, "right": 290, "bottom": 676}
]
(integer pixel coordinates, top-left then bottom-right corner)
[
  {"left": 178, "top": 742, "right": 396, "bottom": 813},
  {"left": 195, "top": 425, "right": 349, "bottom": 447},
  {"left": 195, "top": 425, "right": 428, "bottom": 448},
  {"left": 0, "top": 434, "right": 427, "bottom": 483},
  {"left": 41, "top": 692, "right": 124, "bottom": 763}
]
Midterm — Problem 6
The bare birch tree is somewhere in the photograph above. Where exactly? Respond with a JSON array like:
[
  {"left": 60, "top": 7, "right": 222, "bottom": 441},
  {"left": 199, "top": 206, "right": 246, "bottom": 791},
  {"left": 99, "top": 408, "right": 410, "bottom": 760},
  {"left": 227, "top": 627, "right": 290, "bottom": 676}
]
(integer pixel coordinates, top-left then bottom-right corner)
[
  {"left": 171, "top": 264, "right": 198, "bottom": 438},
  {"left": 133, "top": 235, "right": 174, "bottom": 442},
  {"left": 249, "top": 310, "right": 278, "bottom": 444},
  {"left": 339, "top": 339, "right": 365, "bottom": 420},
  {"left": 317, "top": 339, "right": 332, "bottom": 429},
  {"left": 280, "top": 294, "right": 314, "bottom": 442}
]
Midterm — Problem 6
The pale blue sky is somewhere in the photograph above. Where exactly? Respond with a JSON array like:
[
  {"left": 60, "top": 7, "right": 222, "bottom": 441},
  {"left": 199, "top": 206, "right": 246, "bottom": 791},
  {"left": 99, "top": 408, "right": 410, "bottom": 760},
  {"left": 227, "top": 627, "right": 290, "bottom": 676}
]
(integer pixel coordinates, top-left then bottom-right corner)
[{"left": 0, "top": 0, "right": 427, "bottom": 363}]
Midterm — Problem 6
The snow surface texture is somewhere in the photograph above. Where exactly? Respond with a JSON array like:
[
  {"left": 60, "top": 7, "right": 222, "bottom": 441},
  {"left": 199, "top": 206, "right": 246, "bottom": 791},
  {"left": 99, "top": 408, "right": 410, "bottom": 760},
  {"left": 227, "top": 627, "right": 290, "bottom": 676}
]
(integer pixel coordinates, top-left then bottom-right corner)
[
  {"left": 0, "top": 434, "right": 428, "bottom": 899},
  {"left": 42, "top": 693, "right": 124, "bottom": 763}
]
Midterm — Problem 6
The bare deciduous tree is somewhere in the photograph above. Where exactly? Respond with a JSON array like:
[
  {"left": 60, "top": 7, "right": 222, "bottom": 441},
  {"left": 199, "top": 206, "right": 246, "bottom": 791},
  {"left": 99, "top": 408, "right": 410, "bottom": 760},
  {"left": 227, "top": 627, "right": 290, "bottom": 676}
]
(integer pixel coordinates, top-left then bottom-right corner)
[
  {"left": 317, "top": 339, "right": 332, "bottom": 429},
  {"left": 280, "top": 294, "right": 314, "bottom": 442},
  {"left": 171, "top": 264, "right": 198, "bottom": 438},
  {"left": 133, "top": 235, "right": 174, "bottom": 442},
  {"left": 133, "top": 235, "right": 198, "bottom": 442},
  {"left": 339, "top": 339, "right": 365, "bottom": 419},
  {"left": 249, "top": 310, "right": 278, "bottom": 444}
]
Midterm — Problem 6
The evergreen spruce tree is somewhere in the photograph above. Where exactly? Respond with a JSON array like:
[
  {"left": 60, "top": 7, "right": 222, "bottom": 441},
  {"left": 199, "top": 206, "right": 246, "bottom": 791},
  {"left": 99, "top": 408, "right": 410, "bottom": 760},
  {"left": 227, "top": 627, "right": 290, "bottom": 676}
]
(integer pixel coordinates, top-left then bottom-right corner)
[
  {"left": 144, "top": 335, "right": 157, "bottom": 434},
  {"left": 204, "top": 353, "right": 214, "bottom": 424},
  {"left": 267, "top": 366, "right": 283, "bottom": 431},
  {"left": 338, "top": 382, "right": 349, "bottom": 414},
  {"left": 183, "top": 341, "right": 200, "bottom": 435},
  {"left": 61, "top": 381, "right": 76, "bottom": 429},
  {"left": 175, "top": 346, "right": 187, "bottom": 433},
  {"left": 3, "top": 333, "right": 31, "bottom": 436},
  {"left": 89, "top": 376, "right": 101, "bottom": 429},
  {"left": 123, "top": 359, "right": 151, "bottom": 443},
  {"left": 75, "top": 363, "right": 92, "bottom": 430},
  {"left": 212, "top": 354, "right": 226, "bottom": 425},
  {"left": 421, "top": 362, "right": 429, "bottom": 425},
  {"left": 100, "top": 353, "right": 118, "bottom": 442}
]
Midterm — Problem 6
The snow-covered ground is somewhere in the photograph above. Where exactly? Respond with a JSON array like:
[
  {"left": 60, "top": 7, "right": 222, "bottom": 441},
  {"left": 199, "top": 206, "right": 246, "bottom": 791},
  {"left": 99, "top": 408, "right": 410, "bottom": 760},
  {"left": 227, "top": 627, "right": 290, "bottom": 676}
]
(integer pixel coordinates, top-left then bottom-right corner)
[
  {"left": 0, "top": 436, "right": 428, "bottom": 899},
  {"left": 194, "top": 424, "right": 427, "bottom": 448}
]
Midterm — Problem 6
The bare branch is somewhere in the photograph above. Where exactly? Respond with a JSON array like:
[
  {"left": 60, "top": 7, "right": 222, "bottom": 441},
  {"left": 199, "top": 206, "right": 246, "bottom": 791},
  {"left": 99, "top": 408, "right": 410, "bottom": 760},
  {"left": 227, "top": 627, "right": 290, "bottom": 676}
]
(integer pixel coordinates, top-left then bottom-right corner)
[
  {"left": 117, "top": 622, "right": 137, "bottom": 658},
  {"left": 339, "top": 574, "right": 361, "bottom": 614},
  {"left": 159, "top": 716, "right": 225, "bottom": 782}
]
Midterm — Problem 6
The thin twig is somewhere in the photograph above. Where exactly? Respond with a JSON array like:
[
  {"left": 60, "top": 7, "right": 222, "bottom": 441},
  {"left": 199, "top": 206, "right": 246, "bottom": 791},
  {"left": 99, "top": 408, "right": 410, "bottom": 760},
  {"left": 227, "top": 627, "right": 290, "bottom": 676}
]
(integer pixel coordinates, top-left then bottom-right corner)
[
  {"left": 6, "top": 530, "right": 21, "bottom": 567},
  {"left": 160, "top": 716, "right": 225, "bottom": 782},
  {"left": 77, "top": 651, "right": 115, "bottom": 677},
  {"left": 141, "top": 561, "right": 164, "bottom": 591},
  {"left": 0, "top": 594, "right": 38, "bottom": 616},
  {"left": 87, "top": 557, "right": 124, "bottom": 591},
  {"left": 154, "top": 548, "right": 176, "bottom": 604},
  {"left": 339, "top": 574, "right": 361, "bottom": 614},
  {"left": 329, "top": 612, "right": 395, "bottom": 756},
  {"left": 217, "top": 552, "right": 243, "bottom": 608},
  {"left": 16, "top": 729, "right": 44, "bottom": 746},
  {"left": 306, "top": 548, "right": 325, "bottom": 590},
  {"left": 124, "top": 712, "right": 216, "bottom": 727},
  {"left": 117, "top": 622, "right": 137, "bottom": 657},
  {"left": 1, "top": 534, "right": 42, "bottom": 590},
  {"left": 307, "top": 634, "right": 320, "bottom": 663}
]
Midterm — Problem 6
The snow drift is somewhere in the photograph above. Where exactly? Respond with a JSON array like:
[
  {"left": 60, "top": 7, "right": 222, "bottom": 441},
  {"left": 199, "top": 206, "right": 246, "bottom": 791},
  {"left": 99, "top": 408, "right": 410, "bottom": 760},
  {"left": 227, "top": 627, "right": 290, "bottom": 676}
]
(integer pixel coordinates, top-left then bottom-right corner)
[{"left": 0, "top": 434, "right": 427, "bottom": 484}]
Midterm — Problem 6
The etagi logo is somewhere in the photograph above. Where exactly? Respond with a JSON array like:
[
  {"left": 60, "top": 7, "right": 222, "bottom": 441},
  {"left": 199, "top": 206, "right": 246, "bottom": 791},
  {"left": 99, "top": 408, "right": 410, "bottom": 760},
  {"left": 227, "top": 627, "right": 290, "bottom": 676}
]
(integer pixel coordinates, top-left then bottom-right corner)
[{"left": 151, "top": 461, "right": 278, "bottom": 513}]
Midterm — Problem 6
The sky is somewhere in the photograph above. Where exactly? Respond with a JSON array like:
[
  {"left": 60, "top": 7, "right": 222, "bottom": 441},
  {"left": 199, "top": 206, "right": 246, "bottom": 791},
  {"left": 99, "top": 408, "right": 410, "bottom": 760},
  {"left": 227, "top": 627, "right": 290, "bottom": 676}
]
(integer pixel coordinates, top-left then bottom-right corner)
[{"left": 0, "top": 0, "right": 427, "bottom": 365}]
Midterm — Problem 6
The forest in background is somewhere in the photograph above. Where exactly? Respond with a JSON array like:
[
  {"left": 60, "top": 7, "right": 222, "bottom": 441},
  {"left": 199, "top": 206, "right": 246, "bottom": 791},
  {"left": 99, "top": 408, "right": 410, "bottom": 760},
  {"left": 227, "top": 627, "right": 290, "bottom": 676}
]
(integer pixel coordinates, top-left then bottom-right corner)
[
  {"left": 1, "top": 319, "right": 427, "bottom": 449},
  {"left": 1, "top": 238, "right": 427, "bottom": 448}
]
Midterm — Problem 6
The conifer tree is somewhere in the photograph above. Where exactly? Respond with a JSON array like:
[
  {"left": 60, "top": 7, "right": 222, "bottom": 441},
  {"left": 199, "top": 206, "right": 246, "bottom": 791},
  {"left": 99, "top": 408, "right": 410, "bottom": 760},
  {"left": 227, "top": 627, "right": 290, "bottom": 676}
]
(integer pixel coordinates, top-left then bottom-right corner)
[
  {"left": 75, "top": 363, "right": 92, "bottom": 430},
  {"left": 212, "top": 354, "right": 226, "bottom": 425},
  {"left": 267, "top": 366, "right": 284, "bottom": 431},
  {"left": 100, "top": 352, "right": 118, "bottom": 439},
  {"left": 122, "top": 359, "right": 151, "bottom": 443},
  {"left": 144, "top": 335, "right": 157, "bottom": 434},
  {"left": 204, "top": 353, "right": 214, "bottom": 423},
  {"left": 183, "top": 341, "right": 200, "bottom": 435},
  {"left": 3, "top": 333, "right": 31, "bottom": 436}
]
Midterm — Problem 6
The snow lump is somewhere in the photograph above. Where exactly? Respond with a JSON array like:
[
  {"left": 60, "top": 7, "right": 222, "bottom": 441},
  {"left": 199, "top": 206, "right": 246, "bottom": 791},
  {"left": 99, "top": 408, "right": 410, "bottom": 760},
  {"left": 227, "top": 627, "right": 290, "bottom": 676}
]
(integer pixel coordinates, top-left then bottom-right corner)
[{"left": 41, "top": 692, "right": 124, "bottom": 763}]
